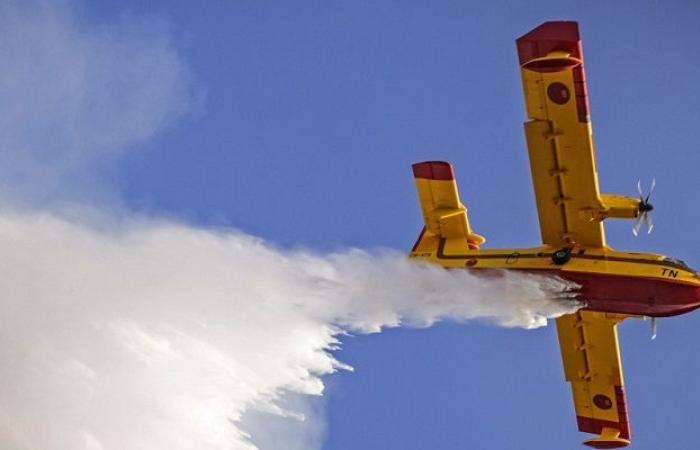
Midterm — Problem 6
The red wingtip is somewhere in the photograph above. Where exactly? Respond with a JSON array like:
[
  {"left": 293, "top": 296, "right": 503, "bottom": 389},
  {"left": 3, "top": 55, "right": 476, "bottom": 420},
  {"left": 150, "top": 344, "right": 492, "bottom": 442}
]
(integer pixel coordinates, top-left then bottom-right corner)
[
  {"left": 577, "top": 417, "right": 630, "bottom": 441},
  {"left": 412, "top": 161, "right": 455, "bottom": 181},
  {"left": 517, "top": 21, "right": 590, "bottom": 122},
  {"left": 516, "top": 21, "right": 582, "bottom": 66}
]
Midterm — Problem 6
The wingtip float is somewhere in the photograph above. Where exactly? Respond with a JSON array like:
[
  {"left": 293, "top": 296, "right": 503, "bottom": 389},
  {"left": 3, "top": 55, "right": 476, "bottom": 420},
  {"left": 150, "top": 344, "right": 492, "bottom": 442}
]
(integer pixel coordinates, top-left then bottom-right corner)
[{"left": 409, "top": 21, "right": 700, "bottom": 448}]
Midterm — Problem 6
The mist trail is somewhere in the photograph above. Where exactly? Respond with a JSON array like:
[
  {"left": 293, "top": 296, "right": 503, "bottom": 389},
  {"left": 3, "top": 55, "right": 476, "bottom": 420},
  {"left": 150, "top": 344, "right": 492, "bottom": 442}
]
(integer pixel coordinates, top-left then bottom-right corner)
[
  {"left": 0, "top": 212, "right": 579, "bottom": 450},
  {"left": 0, "top": 2, "right": 578, "bottom": 449},
  {"left": 0, "top": 2, "right": 580, "bottom": 448}
]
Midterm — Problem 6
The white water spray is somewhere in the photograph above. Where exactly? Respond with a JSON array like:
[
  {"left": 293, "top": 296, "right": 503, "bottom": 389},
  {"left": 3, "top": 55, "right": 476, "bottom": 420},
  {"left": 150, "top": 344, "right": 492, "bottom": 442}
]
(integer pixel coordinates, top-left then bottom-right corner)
[
  {"left": 0, "top": 212, "right": 578, "bottom": 450},
  {"left": 0, "top": 3, "right": 580, "bottom": 449}
]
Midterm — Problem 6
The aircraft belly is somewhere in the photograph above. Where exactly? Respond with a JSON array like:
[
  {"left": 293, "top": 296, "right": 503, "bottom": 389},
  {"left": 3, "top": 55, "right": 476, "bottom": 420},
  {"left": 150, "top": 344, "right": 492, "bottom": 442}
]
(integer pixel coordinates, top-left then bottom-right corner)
[{"left": 559, "top": 271, "right": 700, "bottom": 317}]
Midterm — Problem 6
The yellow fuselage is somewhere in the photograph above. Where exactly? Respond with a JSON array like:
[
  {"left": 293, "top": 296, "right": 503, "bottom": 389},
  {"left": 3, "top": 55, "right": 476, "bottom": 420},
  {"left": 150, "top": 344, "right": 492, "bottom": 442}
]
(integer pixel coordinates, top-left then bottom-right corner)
[{"left": 411, "top": 232, "right": 700, "bottom": 317}]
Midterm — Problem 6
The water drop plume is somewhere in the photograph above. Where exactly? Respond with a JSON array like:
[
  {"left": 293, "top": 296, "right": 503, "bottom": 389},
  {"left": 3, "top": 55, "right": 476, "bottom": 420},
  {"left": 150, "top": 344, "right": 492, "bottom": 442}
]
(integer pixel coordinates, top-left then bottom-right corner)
[{"left": 0, "top": 212, "right": 579, "bottom": 450}]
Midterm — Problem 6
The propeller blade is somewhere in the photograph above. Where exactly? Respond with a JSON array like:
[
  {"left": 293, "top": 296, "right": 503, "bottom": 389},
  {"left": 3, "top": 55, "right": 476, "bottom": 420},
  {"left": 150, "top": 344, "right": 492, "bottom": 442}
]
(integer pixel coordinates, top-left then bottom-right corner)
[
  {"left": 632, "top": 215, "right": 644, "bottom": 236},
  {"left": 637, "top": 179, "right": 643, "bottom": 197},
  {"left": 651, "top": 317, "right": 657, "bottom": 340},
  {"left": 645, "top": 177, "right": 656, "bottom": 203},
  {"left": 645, "top": 212, "right": 654, "bottom": 234}
]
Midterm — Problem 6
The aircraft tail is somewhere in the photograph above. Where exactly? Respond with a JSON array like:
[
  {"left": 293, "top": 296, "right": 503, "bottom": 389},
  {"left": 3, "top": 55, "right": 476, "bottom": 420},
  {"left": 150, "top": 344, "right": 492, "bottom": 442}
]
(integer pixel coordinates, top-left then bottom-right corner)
[{"left": 411, "top": 161, "right": 485, "bottom": 255}]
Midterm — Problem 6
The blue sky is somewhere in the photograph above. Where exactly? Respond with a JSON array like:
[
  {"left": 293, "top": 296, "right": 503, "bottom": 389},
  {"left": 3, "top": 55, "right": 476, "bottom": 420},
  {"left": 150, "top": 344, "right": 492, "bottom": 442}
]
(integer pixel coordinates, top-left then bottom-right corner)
[{"left": 15, "top": 1, "right": 700, "bottom": 449}]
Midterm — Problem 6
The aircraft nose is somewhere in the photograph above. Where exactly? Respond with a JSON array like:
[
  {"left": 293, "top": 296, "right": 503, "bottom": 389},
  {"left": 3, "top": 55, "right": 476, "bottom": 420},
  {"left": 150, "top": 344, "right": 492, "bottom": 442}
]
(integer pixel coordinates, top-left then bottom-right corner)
[{"left": 689, "top": 284, "right": 700, "bottom": 311}]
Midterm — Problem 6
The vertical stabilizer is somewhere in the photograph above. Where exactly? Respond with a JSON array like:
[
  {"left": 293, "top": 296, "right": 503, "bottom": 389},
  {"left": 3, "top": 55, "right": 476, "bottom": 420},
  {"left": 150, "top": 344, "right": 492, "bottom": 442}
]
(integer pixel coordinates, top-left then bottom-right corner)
[{"left": 411, "top": 161, "right": 485, "bottom": 254}]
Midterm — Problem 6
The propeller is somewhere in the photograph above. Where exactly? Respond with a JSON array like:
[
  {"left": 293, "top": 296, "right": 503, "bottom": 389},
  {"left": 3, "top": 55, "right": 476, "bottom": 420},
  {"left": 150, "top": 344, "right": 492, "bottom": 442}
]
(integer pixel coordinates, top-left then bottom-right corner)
[
  {"left": 633, "top": 178, "right": 655, "bottom": 236},
  {"left": 644, "top": 316, "right": 658, "bottom": 340}
]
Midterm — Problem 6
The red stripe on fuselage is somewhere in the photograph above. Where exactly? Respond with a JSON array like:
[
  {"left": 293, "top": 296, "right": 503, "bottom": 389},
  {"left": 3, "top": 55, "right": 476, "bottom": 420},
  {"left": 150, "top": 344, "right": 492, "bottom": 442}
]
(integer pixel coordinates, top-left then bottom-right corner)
[{"left": 559, "top": 270, "right": 700, "bottom": 317}]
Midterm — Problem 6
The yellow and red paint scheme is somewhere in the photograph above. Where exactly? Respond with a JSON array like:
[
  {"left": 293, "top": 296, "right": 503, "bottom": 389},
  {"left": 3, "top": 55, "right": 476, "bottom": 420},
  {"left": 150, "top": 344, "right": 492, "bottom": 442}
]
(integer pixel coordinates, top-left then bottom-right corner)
[
  {"left": 410, "top": 194, "right": 700, "bottom": 319},
  {"left": 408, "top": 21, "right": 699, "bottom": 449},
  {"left": 410, "top": 160, "right": 700, "bottom": 449}
]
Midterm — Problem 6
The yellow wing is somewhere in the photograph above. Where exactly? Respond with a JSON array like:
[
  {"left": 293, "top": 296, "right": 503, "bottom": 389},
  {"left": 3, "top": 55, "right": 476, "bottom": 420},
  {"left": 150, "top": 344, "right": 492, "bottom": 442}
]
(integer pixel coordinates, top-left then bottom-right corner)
[
  {"left": 517, "top": 22, "right": 639, "bottom": 248},
  {"left": 556, "top": 311, "right": 631, "bottom": 448},
  {"left": 517, "top": 22, "right": 637, "bottom": 449}
]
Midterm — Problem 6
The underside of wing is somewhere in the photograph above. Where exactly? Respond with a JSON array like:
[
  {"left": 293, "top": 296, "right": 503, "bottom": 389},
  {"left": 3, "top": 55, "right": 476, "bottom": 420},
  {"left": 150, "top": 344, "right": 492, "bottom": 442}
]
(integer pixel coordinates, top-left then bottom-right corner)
[
  {"left": 556, "top": 311, "right": 632, "bottom": 448},
  {"left": 517, "top": 22, "right": 607, "bottom": 248}
]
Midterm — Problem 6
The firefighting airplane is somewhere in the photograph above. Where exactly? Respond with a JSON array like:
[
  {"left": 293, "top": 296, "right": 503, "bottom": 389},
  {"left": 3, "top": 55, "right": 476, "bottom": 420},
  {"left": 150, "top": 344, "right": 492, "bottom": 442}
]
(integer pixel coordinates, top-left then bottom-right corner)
[{"left": 409, "top": 21, "right": 700, "bottom": 448}]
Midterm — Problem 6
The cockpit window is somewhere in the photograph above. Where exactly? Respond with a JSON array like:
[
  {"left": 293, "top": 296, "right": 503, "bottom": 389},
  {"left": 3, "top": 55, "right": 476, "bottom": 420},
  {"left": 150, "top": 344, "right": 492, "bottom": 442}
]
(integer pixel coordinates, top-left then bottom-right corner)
[{"left": 663, "top": 257, "right": 690, "bottom": 269}]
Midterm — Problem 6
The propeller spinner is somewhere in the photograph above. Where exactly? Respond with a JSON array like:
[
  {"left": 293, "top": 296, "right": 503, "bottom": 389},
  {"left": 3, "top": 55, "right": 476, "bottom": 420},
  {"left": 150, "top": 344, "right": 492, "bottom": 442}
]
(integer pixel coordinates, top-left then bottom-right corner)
[{"left": 633, "top": 178, "right": 655, "bottom": 236}]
